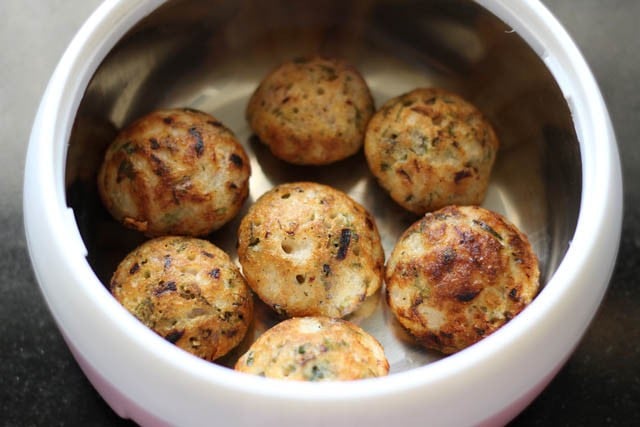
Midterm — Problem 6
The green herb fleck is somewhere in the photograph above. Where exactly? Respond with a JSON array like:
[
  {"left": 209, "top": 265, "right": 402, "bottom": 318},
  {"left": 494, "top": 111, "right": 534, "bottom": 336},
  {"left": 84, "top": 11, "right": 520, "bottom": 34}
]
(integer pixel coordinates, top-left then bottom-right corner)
[
  {"left": 319, "top": 65, "right": 338, "bottom": 81},
  {"left": 246, "top": 351, "right": 254, "bottom": 366},
  {"left": 354, "top": 106, "right": 363, "bottom": 128},
  {"left": 309, "top": 365, "right": 327, "bottom": 381},
  {"left": 121, "top": 141, "right": 137, "bottom": 154},
  {"left": 472, "top": 219, "right": 503, "bottom": 240},
  {"left": 410, "top": 130, "right": 429, "bottom": 155}
]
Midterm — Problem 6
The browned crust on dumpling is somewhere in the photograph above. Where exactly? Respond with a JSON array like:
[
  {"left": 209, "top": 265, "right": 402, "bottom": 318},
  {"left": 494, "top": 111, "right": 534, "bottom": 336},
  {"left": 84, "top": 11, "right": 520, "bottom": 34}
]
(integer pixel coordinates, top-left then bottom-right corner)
[
  {"left": 237, "top": 182, "right": 384, "bottom": 318},
  {"left": 110, "top": 236, "right": 253, "bottom": 361},
  {"left": 246, "top": 56, "right": 375, "bottom": 165},
  {"left": 235, "top": 316, "right": 389, "bottom": 381},
  {"left": 98, "top": 108, "right": 250, "bottom": 237},
  {"left": 364, "top": 88, "right": 499, "bottom": 214},
  {"left": 385, "top": 205, "right": 539, "bottom": 354}
]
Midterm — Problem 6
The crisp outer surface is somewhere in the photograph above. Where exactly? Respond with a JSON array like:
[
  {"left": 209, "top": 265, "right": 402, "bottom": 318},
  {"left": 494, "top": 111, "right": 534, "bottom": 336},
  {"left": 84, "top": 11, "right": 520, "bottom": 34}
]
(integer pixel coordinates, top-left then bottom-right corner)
[
  {"left": 110, "top": 236, "right": 253, "bottom": 361},
  {"left": 235, "top": 317, "right": 389, "bottom": 381},
  {"left": 98, "top": 108, "right": 251, "bottom": 237},
  {"left": 364, "top": 88, "right": 499, "bottom": 214},
  {"left": 246, "top": 56, "right": 375, "bottom": 165},
  {"left": 385, "top": 205, "right": 540, "bottom": 354},
  {"left": 237, "top": 182, "right": 385, "bottom": 318}
]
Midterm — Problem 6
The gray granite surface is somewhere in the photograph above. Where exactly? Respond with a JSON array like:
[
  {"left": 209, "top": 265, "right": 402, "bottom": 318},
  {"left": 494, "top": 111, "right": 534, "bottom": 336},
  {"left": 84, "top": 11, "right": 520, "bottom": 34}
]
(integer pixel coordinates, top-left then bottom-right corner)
[{"left": 1, "top": 0, "right": 638, "bottom": 425}]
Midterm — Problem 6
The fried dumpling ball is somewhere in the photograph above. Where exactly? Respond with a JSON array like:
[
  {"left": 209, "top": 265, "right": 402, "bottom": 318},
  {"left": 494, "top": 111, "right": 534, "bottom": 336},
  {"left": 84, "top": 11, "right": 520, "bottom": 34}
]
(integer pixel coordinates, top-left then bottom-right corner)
[
  {"left": 110, "top": 236, "right": 253, "bottom": 361},
  {"left": 98, "top": 108, "right": 250, "bottom": 237},
  {"left": 385, "top": 205, "right": 539, "bottom": 354},
  {"left": 235, "top": 316, "right": 389, "bottom": 381},
  {"left": 364, "top": 88, "right": 499, "bottom": 214},
  {"left": 246, "top": 56, "right": 375, "bottom": 165},
  {"left": 237, "top": 182, "right": 384, "bottom": 318}
]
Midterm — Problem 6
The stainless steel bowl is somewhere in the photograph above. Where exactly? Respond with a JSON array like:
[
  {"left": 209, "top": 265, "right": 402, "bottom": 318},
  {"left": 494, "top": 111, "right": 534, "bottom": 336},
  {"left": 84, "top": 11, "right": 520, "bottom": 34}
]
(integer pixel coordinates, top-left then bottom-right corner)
[{"left": 67, "top": 0, "right": 580, "bottom": 370}]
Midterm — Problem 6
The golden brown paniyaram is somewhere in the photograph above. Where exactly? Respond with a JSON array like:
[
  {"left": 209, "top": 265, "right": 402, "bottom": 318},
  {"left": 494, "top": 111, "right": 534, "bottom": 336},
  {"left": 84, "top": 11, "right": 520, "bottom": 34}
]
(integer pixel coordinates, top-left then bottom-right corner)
[
  {"left": 385, "top": 205, "right": 539, "bottom": 354},
  {"left": 110, "top": 236, "right": 253, "bottom": 361},
  {"left": 364, "top": 88, "right": 499, "bottom": 214},
  {"left": 237, "top": 182, "right": 384, "bottom": 318},
  {"left": 235, "top": 316, "right": 389, "bottom": 381},
  {"left": 246, "top": 56, "right": 375, "bottom": 165},
  {"left": 98, "top": 108, "right": 250, "bottom": 237}
]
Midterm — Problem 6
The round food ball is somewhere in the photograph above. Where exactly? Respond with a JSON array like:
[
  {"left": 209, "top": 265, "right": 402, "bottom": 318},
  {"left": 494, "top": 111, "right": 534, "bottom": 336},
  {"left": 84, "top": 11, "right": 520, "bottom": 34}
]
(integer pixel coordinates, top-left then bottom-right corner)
[
  {"left": 237, "top": 182, "right": 384, "bottom": 318},
  {"left": 110, "top": 236, "right": 253, "bottom": 361},
  {"left": 235, "top": 316, "right": 389, "bottom": 381},
  {"left": 98, "top": 108, "right": 251, "bottom": 237},
  {"left": 246, "top": 56, "right": 375, "bottom": 165},
  {"left": 364, "top": 88, "right": 499, "bottom": 214},
  {"left": 385, "top": 205, "right": 539, "bottom": 354}
]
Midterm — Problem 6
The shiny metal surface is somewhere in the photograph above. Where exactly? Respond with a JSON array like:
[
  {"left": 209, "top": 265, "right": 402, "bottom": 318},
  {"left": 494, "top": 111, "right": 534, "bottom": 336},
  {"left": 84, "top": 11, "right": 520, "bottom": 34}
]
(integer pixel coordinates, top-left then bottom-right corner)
[{"left": 66, "top": 0, "right": 581, "bottom": 373}]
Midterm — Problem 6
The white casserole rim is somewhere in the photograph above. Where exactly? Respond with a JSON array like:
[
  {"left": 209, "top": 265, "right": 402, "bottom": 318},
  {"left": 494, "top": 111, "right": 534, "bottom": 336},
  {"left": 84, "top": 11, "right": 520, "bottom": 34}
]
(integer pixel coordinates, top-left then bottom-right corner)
[{"left": 23, "top": 0, "right": 622, "bottom": 424}]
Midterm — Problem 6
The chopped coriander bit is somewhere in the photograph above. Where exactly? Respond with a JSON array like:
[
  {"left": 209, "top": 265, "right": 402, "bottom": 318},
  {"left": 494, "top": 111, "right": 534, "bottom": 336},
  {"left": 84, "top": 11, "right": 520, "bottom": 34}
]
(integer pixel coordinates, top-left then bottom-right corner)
[
  {"left": 161, "top": 211, "right": 181, "bottom": 226},
  {"left": 318, "top": 65, "right": 338, "bottom": 81},
  {"left": 472, "top": 219, "right": 503, "bottom": 240},
  {"left": 354, "top": 106, "right": 363, "bottom": 127},
  {"left": 410, "top": 129, "right": 429, "bottom": 155},
  {"left": 246, "top": 351, "right": 255, "bottom": 366},
  {"left": 308, "top": 365, "right": 328, "bottom": 381},
  {"left": 134, "top": 298, "right": 154, "bottom": 322},
  {"left": 121, "top": 141, "right": 137, "bottom": 154},
  {"left": 395, "top": 106, "right": 403, "bottom": 121}
]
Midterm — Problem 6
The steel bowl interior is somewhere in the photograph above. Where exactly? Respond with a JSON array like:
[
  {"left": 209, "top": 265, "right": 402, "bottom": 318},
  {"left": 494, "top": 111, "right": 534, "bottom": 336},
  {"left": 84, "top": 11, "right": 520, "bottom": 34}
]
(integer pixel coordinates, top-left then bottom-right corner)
[{"left": 65, "top": 0, "right": 581, "bottom": 373}]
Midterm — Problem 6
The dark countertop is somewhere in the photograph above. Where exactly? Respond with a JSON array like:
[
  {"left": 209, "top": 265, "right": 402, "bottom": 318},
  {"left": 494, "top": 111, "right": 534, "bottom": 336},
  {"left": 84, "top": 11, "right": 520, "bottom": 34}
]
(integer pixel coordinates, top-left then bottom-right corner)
[{"left": 1, "top": 0, "right": 637, "bottom": 425}]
